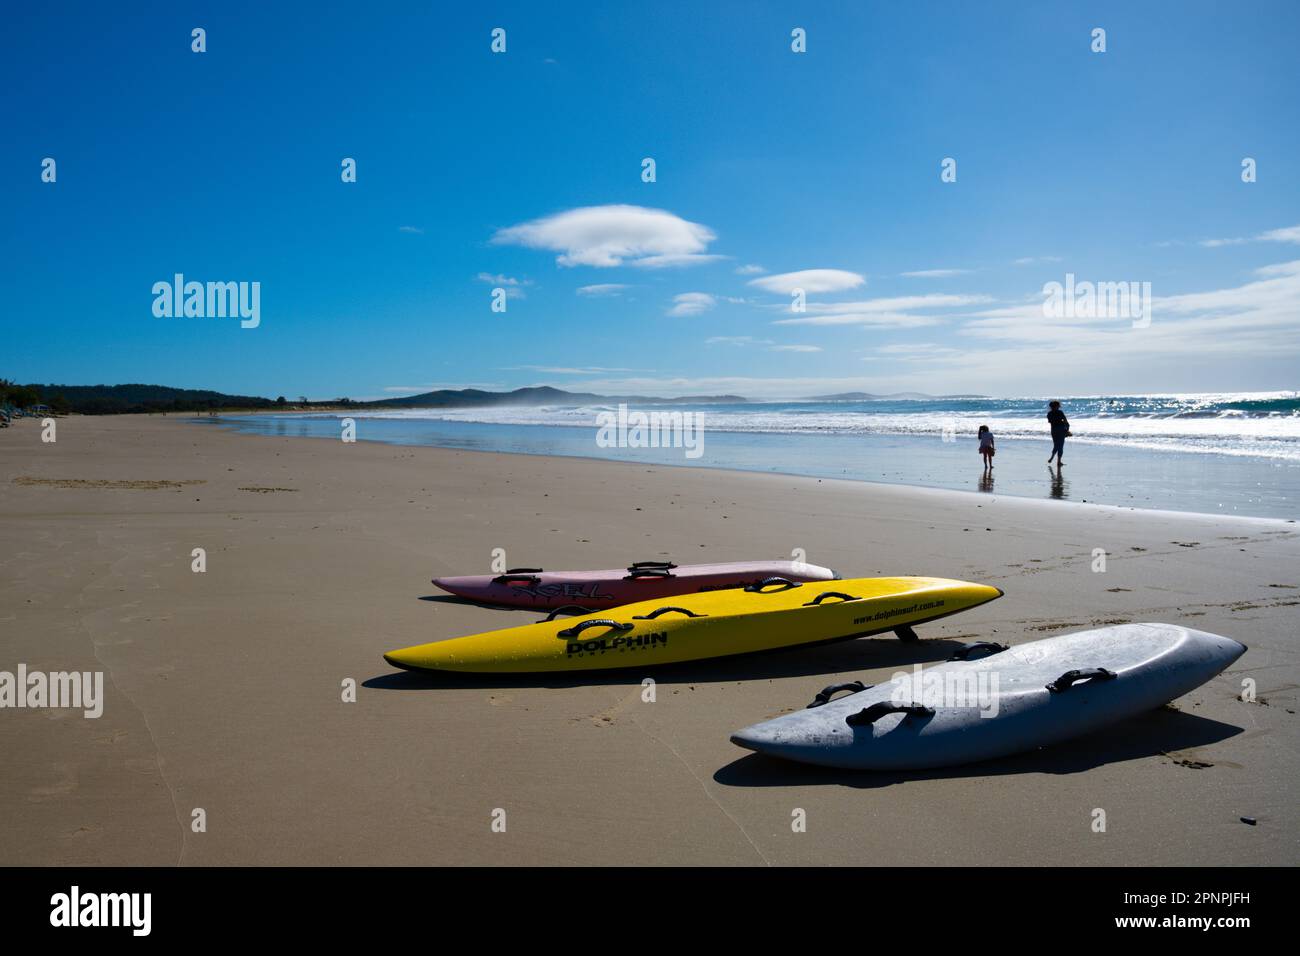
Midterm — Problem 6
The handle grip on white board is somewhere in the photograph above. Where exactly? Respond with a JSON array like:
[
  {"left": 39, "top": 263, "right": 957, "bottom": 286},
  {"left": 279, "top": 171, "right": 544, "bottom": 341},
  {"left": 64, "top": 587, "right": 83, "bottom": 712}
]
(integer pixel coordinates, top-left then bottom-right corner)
[{"left": 1046, "top": 667, "right": 1117, "bottom": 693}]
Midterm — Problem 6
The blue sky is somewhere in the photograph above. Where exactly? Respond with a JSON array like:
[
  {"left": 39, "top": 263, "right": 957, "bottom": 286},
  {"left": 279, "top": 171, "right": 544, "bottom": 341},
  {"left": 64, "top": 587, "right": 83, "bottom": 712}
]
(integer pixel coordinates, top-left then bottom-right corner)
[{"left": 3, "top": 1, "right": 1298, "bottom": 399}]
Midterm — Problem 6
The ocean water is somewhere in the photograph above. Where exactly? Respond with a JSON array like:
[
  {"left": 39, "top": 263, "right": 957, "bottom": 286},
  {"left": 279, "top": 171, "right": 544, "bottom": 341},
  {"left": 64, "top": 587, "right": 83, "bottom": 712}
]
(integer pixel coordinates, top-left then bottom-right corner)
[{"left": 206, "top": 392, "right": 1300, "bottom": 520}]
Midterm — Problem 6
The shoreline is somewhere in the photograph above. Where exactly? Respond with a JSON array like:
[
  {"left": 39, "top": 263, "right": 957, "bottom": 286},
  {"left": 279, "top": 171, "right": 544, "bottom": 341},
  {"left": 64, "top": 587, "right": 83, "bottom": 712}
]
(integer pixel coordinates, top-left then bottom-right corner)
[
  {"left": 2, "top": 414, "right": 1296, "bottom": 865},
  {"left": 203, "top": 412, "right": 1299, "bottom": 525}
]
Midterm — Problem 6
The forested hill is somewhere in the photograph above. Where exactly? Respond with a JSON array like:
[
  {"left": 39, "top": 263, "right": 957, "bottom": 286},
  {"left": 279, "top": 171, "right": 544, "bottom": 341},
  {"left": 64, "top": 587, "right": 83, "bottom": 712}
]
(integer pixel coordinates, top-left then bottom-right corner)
[{"left": 22, "top": 383, "right": 280, "bottom": 415}]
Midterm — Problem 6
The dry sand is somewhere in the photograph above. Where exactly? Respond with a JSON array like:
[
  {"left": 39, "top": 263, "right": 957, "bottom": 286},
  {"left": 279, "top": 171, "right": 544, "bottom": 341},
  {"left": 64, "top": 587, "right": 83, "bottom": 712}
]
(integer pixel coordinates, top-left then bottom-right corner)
[{"left": 1, "top": 414, "right": 1296, "bottom": 866}]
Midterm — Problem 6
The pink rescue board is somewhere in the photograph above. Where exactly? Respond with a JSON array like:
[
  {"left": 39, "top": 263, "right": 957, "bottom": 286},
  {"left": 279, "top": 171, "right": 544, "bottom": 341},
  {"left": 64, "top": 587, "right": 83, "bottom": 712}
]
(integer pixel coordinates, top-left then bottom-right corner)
[{"left": 432, "top": 560, "right": 839, "bottom": 610}]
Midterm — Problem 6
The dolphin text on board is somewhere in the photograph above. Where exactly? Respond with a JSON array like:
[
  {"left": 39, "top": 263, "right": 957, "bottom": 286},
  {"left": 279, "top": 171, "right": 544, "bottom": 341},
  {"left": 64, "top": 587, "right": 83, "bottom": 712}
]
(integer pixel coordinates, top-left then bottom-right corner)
[{"left": 566, "top": 632, "right": 668, "bottom": 657}]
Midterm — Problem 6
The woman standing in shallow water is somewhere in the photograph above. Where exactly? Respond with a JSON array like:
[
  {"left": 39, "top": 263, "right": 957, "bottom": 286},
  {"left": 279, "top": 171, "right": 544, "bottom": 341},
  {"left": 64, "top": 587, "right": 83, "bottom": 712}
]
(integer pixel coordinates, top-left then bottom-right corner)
[{"left": 1046, "top": 400, "right": 1070, "bottom": 465}]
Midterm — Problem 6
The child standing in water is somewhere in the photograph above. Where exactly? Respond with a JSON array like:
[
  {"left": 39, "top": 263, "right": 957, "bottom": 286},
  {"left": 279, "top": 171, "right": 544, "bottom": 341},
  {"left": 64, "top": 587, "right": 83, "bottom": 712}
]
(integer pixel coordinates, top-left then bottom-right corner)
[{"left": 978, "top": 425, "right": 995, "bottom": 470}]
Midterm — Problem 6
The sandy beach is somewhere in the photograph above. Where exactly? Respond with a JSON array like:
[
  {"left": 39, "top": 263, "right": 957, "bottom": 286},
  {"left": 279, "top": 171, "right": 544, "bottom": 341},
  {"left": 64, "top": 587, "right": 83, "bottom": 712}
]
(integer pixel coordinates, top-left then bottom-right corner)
[{"left": 1, "top": 414, "right": 1296, "bottom": 866}]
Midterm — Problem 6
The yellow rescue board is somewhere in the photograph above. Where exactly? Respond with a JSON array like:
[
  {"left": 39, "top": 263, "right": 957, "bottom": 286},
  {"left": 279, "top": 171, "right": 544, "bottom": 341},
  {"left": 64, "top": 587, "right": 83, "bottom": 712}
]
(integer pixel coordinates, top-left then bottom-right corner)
[{"left": 384, "top": 576, "right": 1003, "bottom": 674}]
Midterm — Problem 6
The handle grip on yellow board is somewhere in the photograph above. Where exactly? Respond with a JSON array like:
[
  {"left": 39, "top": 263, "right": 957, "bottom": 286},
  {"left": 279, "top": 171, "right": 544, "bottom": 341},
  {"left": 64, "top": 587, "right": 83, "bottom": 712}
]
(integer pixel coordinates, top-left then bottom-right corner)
[
  {"left": 557, "top": 619, "right": 635, "bottom": 638},
  {"left": 632, "top": 606, "right": 708, "bottom": 620},
  {"left": 801, "top": 591, "right": 861, "bottom": 607}
]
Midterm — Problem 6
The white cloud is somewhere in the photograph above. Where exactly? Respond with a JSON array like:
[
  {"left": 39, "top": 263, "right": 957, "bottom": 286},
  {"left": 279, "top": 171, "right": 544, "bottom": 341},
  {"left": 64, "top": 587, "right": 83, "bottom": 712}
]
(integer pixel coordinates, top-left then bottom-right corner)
[
  {"left": 477, "top": 272, "right": 529, "bottom": 286},
  {"left": 1012, "top": 256, "right": 1062, "bottom": 266},
  {"left": 476, "top": 272, "right": 532, "bottom": 299},
  {"left": 775, "top": 312, "right": 945, "bottom": 328},
  {"left": 505, "top": 365, "right": 643, "bottom": 374},
  {"left": 668, "top": 292, "right": 716, "bottom": 317},
  {"left": 735, "top": 264, "right": 766, "bottom": 275},
  {"left": 576, "top": 283, "right": 629, "bottom": 297},
  {"left": 900, "top": 269, "right": 973, "bottom": 278},
  {"left": 798, "top": 294, "right": 989, "bottom": 313},
  {"left": 558, "top": 263, "right": 1300, "bottom": 395},
  {"left": 772, "top": 293, "right": 989, "bottom": 328},
  {"left": 703, "top": 336, "right": 820, "bottom": 351},
  {"left": 749, "top": 269, "right": 865, "bottom": 294},
  {"left": 398, "top": 225, "right": 424, "bottom": 235},
  {"left": 1199, "top": 223, "right": 1300, "bottom": 248},
  {"left": 866, "top": 344, "right": 963, "bottom": 361},
  {"left": 1254, "top": 260, "right": 1300, "bottom": 277},
  {"left": 954, "top": 264, "right": 1300, "bottom": 379},
  {"left": 491, "top": 204, "right": 718, "bottom": 268},
  {"left": 1260, "top": 225, "right": 1300, "bottom": 244},
  {"left": 632, "top": 253, "right": 726, "bottom": 269}
]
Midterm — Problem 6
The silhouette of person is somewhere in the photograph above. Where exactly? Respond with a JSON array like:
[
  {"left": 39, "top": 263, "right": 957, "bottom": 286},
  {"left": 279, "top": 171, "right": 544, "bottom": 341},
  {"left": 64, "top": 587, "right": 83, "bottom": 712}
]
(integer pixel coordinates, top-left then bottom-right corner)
[
  {"left": 977, "top": 424, "right": 995, "bottom": 472},
  {"left": 1046, "top": 400, "right": 1070, "bottom": 465}
]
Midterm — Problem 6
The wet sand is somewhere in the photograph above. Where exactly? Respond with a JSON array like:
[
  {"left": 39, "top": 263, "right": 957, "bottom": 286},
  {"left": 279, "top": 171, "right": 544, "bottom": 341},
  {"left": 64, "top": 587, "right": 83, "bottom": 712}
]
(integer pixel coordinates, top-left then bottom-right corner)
[{"left": 1, "top": 414, "right": 1296, "bottom": 865}]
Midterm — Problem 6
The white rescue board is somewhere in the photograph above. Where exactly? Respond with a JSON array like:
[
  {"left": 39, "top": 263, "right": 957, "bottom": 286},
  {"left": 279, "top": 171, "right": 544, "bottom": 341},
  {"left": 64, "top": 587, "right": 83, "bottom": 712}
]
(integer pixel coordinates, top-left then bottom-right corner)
[{"left": 730, "top": 624, "right": 1246, "bottom": 770}]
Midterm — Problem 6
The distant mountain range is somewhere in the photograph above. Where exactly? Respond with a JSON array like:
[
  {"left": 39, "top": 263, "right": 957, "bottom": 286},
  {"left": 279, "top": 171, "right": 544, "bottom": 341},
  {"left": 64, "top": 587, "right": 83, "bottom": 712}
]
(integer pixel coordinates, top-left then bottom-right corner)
[
  {"left": 18, "top": 382, "right": 748, "bottom": 415},
  {"left": 16, "top": 382, "right": 987, "bottom": 415},
  {"left": 371, "top": 385, "right": 747, "bottom": 408}
]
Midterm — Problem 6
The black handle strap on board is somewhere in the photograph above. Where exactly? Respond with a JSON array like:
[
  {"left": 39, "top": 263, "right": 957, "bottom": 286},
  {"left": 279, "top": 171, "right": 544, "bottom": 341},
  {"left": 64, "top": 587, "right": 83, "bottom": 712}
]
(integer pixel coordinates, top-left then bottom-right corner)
[
  {"left": 631, "top": 606, "right": 707, "bottom": 620},
  {"left": 623, "top": 568, "right": 677, "bottom": 580},
  {"left": 947, "top": 641, "right": 1009, "bottom": 661},
  {"left": 536, "top": 605, "right": 596, "bottom": 622},
  {"left": 801, "top": 591, "right": 861, "bottom": 607},
  {"left": 845, "top": 702, "right": 935, "bottom": 727},
  {"left": 806, "top": 681, "right": 869, "bottom": 709},
  {"left": 492, "top": 574, "right": 541, "bottom": 586},
  {"left": 744, "top": 576, "right": 802, "bottom": 593},
  {"left": 628, "top": 561, "right": 677, "bottom": 570},
  {"left": 1046, "top": 667, "right": 1117, "bottom": 693},
  {"left": 557, "top": 619, "right": 635, "bottom": 639}
]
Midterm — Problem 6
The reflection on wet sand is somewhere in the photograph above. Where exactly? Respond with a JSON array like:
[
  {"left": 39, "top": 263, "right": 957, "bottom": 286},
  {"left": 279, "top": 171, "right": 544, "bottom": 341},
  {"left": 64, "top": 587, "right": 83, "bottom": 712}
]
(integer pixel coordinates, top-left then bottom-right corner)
[{"left": 1048, "top": 464, "right": 1069, "bottom": 500}]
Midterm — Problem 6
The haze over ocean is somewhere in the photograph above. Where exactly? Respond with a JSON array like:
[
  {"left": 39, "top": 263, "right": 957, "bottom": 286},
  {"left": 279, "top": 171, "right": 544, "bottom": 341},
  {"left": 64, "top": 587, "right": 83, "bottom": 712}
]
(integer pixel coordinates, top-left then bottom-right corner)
[{"left": 210, "top": 390, "right": 1299, "bottom": 519}]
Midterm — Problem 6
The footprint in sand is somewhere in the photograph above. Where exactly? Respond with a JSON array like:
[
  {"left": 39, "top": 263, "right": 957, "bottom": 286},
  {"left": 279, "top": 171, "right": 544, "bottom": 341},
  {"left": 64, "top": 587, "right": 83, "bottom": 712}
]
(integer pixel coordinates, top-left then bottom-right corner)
[
  {"left": 28, "top": 762, "right": 78, "bottom": 800},
  {"left": 1162, "top": 752, "right": 1214, "bottom": 769}
]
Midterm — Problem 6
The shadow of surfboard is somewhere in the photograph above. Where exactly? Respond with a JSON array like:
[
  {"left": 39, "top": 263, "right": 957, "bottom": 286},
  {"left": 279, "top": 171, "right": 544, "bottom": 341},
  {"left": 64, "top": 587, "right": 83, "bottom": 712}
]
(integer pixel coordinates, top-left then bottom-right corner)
[{"left": 711, "top": 708, "right": 1244, "bottom": 785}]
